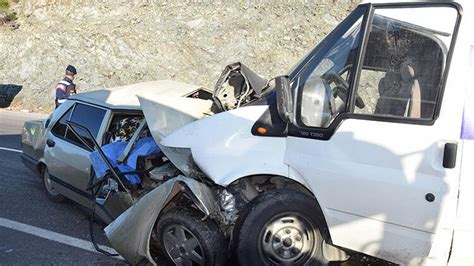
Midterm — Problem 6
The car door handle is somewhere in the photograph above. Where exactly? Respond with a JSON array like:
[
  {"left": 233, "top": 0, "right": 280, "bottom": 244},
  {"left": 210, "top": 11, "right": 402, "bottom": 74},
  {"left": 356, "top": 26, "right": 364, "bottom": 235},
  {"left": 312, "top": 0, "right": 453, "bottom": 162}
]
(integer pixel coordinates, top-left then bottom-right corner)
[
  {"left": 443, "top": 143, "right": 457, "bottom": 169},
  {"left": 46, "top": 139, "right": 55, "bottom": 148}
]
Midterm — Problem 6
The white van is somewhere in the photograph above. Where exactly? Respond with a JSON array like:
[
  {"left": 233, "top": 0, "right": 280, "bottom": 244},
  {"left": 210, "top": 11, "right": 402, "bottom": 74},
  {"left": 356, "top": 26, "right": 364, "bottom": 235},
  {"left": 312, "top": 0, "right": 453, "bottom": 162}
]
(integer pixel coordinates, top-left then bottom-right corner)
[{"left": 102, "top": 1, "right": 474, "bottom": 265}]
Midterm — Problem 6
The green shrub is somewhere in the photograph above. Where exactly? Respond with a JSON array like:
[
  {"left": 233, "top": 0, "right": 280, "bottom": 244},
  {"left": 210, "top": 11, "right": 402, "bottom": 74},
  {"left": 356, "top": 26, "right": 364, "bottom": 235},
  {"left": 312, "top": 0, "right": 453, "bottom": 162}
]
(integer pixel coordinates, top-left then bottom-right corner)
[
  {"left": 0, "top": 0, "right": 17, "bottom": 23},
  {"left": 0, "top": 0, "right": 9, "bottom": 10}
]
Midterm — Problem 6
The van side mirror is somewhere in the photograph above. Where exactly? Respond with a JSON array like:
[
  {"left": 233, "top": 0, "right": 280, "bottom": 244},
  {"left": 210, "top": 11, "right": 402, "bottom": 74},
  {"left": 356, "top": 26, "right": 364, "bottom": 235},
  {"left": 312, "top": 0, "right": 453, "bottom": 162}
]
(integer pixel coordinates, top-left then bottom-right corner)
[{"left": 275, "top": 75, "right": 293, "bottom": 123}]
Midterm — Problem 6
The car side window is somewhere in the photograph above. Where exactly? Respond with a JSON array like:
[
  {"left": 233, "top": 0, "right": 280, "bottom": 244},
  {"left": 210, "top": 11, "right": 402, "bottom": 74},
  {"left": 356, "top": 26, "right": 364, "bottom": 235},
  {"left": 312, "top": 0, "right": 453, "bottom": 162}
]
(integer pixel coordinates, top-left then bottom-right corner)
[
  {"left": 51, "top": 107, "right": 74, "bottom": 138},
  {"left": 65, "top": 103, "right": 106, "bottom": 150},
  {"left": 354, "top": 6, "right": 458, "bottom": 120}
]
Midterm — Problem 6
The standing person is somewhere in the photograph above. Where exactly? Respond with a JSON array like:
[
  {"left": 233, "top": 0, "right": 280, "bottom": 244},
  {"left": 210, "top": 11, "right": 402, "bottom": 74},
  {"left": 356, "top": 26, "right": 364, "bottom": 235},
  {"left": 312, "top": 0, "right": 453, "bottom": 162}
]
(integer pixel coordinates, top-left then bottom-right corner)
[{"left": 55, "top": 65, "right": 78, "bottom": 108}]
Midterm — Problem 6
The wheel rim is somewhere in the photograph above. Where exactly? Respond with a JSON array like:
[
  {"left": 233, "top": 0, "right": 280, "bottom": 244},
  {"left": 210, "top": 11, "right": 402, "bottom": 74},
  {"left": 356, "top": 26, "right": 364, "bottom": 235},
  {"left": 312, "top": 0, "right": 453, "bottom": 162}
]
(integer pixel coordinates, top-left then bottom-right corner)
[
  {"left": 162, "top": 224, "right": 204, "bottom": 266},
  {"left": 259, "top": 214, "right": 316, "bottom": 265},
  {"left": 43, "top": 170, "right": 60, "bottom": 196}
]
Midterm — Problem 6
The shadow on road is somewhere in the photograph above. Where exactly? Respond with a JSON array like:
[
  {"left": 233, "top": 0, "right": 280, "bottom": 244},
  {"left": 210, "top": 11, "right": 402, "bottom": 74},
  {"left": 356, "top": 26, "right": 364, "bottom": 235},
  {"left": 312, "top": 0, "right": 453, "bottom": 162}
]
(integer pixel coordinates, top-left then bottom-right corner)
[{"left": 0, "top": 84, "right": 22, "bottom": 108}]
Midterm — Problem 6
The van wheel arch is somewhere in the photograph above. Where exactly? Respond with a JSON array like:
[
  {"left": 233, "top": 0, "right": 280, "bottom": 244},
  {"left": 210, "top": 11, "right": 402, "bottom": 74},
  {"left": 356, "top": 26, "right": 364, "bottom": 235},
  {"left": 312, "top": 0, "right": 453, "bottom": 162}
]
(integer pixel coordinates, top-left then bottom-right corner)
[
  {"left": 228, "top": 175, "right": 325, "bottom": 227},
  {"left": 228, "top": 175, "right": 348, "bottom": 262},
  {"left": 228, "top": 175, "right": 313, "bottom": 197}
]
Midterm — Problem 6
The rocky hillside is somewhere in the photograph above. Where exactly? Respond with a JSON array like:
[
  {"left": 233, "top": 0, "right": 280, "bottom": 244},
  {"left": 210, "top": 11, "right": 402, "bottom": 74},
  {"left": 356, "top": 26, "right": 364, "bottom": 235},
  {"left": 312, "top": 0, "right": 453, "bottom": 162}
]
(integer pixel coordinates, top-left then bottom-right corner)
[{"left": 0, "top": 0, "right": 358, "bottom": 113}]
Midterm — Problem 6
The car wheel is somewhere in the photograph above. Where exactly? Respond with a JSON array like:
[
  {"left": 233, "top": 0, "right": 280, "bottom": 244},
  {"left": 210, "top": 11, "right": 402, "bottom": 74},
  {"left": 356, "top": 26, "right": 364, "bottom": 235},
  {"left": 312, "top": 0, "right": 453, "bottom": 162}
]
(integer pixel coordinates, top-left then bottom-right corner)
[
  {"left": 41, "top": 167, "right": 65, "bottom": 203},
  {"left": 234, "top": 189, "right": 329, "bottom": 266},
  {"left": 156, "top": 207, "right": 227, "bottom": 266}
]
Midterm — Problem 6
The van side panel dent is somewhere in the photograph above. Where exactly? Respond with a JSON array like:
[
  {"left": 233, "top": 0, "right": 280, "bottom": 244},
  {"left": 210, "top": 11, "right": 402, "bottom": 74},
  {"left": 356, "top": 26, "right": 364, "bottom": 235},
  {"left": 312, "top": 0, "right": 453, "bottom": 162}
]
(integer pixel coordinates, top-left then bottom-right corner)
[{"left": 104, "top": 176, "right": 219, "bottom": 265}]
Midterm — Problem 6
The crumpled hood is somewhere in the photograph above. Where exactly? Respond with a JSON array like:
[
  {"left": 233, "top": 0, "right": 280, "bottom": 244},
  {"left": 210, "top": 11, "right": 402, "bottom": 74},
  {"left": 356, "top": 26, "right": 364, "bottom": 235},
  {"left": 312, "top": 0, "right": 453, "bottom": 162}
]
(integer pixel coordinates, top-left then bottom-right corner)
[
  {"left": 138, "top": 61, "right": 271, "bottom": 179},
  {"left": 137, "top": 93, "right": 213, "bottom": 176},
  {"left": 137, "top": 94, "right": 213, "bottom": 142}
]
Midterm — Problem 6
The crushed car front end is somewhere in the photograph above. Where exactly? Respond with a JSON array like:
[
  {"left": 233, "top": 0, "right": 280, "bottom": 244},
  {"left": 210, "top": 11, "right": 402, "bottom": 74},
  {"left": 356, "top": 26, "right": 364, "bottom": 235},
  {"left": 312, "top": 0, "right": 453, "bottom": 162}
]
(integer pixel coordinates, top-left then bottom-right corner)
[{"left": 96, "top": 63, "right": 284, "bottom": 264}]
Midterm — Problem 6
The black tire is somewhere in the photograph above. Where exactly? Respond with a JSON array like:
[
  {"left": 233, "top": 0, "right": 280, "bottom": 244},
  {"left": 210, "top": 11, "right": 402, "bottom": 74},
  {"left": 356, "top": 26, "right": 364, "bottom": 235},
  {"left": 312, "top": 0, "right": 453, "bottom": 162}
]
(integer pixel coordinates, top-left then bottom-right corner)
[
  {"left": 156, "top": 207, "right": 227, "bottom": 266},
  {"left": 234, "top": 189, "right": 329, "bottom": 266},
  {"left": 41, "top": 167, "right": 65, "bottom": 203}
]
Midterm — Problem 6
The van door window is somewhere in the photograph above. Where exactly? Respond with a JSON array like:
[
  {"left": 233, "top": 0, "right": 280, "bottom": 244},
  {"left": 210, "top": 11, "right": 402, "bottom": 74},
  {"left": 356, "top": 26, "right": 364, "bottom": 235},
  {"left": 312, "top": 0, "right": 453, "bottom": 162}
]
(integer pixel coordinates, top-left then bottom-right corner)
[
  {"left": 354, "top": 6, "right": 458, "bottom": 120},
  {"left": 65, "top": 103, "right": 106, "bottom": 150},
  {"left": 297, "top": 13, "right": 365, "bottom": 128}
]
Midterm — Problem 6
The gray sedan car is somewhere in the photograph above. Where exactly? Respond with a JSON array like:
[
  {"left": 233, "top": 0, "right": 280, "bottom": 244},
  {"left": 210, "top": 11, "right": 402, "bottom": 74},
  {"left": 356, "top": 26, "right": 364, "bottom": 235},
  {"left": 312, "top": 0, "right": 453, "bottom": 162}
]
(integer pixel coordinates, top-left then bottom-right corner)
[{"left": 21, "top": 80, "right": 210, "bottom": 223}]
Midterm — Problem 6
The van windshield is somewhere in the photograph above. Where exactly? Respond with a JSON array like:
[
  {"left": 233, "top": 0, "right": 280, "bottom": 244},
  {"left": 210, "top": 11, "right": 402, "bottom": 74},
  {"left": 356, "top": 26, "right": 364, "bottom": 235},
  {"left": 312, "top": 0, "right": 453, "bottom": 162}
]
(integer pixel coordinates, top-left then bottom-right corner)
[{"left": 287, "top": 6, "right": 367, "bottom": 80}]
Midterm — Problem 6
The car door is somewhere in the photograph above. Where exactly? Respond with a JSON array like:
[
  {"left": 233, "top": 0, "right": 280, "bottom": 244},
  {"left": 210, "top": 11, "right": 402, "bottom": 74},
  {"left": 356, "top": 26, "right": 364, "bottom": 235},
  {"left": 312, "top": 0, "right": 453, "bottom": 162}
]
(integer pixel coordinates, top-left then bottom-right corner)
[
  {"left": 284, "top": 3, "right": 462, "bottom": 264},
  {"left": 44, "top": 102, "right": 108, "bottom": 207}
]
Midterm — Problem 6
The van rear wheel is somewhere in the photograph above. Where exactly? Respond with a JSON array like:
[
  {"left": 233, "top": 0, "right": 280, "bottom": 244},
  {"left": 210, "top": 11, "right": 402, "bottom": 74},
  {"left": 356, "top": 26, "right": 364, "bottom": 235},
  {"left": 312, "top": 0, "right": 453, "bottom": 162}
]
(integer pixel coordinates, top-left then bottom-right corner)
[
  {"left": 234, "top": 189, "right": 328, "bottom": 266},
  {"left": 41, "top": 167, "right": 65, "bottom": 203}
]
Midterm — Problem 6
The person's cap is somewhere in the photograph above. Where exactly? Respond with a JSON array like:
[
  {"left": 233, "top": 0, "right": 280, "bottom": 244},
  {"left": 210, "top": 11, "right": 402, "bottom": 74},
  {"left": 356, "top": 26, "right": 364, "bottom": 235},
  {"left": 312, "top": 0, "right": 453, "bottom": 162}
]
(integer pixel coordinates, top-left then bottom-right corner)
[{"left": 66, "top": 65, "right": 77, "bottom": 75}]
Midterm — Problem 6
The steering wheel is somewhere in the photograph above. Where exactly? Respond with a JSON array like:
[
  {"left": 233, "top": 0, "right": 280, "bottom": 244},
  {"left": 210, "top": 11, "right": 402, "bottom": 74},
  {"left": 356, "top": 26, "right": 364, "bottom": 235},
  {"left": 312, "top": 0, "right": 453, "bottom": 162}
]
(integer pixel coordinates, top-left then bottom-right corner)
[{"left": 325, "top": 71, "right": 365, "bottom": 109}]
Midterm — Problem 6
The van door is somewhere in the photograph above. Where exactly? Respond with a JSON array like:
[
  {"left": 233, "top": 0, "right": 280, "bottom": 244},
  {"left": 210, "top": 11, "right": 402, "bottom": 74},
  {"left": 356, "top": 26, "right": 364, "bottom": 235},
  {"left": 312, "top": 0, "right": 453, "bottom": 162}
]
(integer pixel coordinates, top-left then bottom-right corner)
[
  {"left": 44, "top": 102, "right": 108, "bottom": 206},
  {"left": 284, "top": 4, "right": 461, "bottom": 264}
]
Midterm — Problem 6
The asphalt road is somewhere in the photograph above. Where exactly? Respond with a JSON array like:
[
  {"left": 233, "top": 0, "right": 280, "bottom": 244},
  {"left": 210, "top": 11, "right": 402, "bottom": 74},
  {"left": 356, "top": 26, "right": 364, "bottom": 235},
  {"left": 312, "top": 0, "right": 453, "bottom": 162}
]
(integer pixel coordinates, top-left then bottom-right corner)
[{"left": 0, "top": 110, "right": 125, "bottom": 265}]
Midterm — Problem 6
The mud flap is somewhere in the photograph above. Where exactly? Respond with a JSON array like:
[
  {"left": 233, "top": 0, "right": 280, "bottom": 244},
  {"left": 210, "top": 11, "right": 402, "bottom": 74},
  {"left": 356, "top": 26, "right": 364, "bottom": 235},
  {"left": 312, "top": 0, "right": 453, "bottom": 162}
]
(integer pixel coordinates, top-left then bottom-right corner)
[{"left": 104, "top": 175, "right": 219, "bottom": 265}]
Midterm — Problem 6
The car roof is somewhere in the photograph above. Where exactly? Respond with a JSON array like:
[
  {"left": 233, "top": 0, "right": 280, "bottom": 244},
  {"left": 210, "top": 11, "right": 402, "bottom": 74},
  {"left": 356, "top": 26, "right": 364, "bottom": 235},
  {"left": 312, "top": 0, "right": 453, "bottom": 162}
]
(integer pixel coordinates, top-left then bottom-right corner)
[{"left": 69, "top": 80, "right": 204, "bottom": 110}]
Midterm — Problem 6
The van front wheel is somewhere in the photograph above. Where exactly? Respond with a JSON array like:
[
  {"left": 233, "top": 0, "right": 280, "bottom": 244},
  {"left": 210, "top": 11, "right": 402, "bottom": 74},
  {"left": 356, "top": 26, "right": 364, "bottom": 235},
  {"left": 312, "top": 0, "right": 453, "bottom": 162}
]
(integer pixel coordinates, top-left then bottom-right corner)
[{"left": 234, "top": 189, "right": 328, "bottom": 266}]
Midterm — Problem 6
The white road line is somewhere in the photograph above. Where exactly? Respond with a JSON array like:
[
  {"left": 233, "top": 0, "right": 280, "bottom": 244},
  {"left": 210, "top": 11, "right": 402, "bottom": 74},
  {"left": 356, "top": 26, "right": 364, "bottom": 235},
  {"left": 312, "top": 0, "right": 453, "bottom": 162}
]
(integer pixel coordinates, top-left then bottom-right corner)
[
  {"left": 0, "top": 217, "right": 123, "bottom": 260},
  {"left": 0, "top": 147, "right": 22, "bottom": 153}
]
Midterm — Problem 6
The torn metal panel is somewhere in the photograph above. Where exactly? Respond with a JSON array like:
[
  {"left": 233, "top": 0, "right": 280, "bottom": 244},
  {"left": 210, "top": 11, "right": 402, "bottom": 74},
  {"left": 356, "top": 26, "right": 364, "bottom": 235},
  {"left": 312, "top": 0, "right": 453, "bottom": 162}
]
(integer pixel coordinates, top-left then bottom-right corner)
[
  {"left": 104, "top": 176, "right": 219, "bottom": 265},
  {"left": 157, "top": 146, "right": 201, "bottom": 178},
  {"left": 213, "top": 62, "right": 268, "bottom": 111},
  {"left": 218, "top": 189, "right": 238, "bottom": 225}
]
